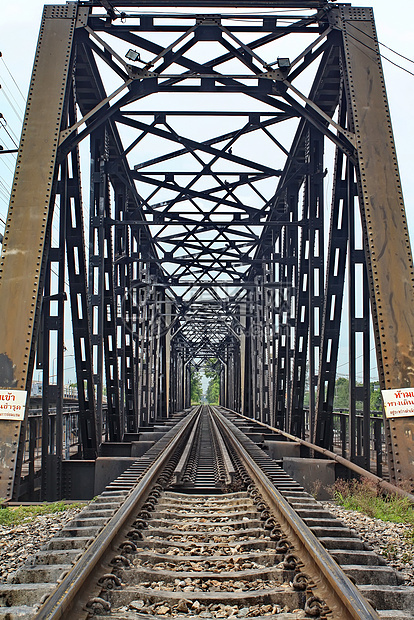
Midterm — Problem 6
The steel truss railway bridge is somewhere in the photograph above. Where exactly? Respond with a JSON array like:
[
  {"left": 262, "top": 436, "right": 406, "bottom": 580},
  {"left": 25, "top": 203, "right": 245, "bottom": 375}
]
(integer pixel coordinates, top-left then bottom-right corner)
[{"left": 1, "top": 0, "right": 414, "bottom": 502}]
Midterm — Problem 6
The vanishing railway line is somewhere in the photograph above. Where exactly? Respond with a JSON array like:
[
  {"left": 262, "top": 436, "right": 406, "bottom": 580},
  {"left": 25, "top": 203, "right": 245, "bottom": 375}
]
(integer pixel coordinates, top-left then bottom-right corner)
[{"left": 1, "top": 407, "right": 413, "bottom": 620}]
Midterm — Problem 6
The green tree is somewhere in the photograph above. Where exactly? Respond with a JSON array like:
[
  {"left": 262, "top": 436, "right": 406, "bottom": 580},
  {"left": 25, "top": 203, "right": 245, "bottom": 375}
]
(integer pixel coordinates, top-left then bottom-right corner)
[
  {"left": 333, "top": 377, "right": 383, "bottom": 411},
  {"left": 206, "top": 378, "right": 220, "bottom": 404},
  {"left": 205, "top": 358, "right": 220, "bottom": 405},
  {"left": 334, "top": 377, "right": 349, "bottom": 408},
  {"left": 370, "top": 383, "right": 382, "bottom": 411},
  {"left": 190, "top": 370, "right": 203, "bottom": 404}
]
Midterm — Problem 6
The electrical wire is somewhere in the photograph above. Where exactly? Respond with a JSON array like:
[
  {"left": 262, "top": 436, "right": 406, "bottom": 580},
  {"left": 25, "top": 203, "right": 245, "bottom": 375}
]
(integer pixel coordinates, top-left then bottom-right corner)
[
  {"left": 343, "top": 23, "right": 414, "bottom": 78},
  {"left": 0, "top": 53, "right": 26, "bottom": 101},
  {"left": 0, "top": 176, "right": 13, "bottom": 199},
  {"left": 0, "top": 82, "right": 24, "bottom": 121},
  {"left": 0, "top": 116, "right": 19, "bottom": 147},
  {"left": 379, "top": 42, "right": 414, "bottom": 66},
  {"left": 0, "top": 155, "right": 16, "bottom": 176},
  {"left": 348, "top": 22, "right": 414, "bottom": 66},
  {"left": 0, "top": 192, "right": 9, "bottom": 206},
  {"left": 379, "top": 54, "right": 414, "bottom": 78},
  {"left": 336, "top": 346, "right": 376, "bottom": 370}
]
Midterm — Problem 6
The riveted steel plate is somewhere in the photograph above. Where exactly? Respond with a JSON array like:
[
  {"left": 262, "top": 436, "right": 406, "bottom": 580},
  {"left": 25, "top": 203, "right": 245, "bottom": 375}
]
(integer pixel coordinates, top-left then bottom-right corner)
[
  {"left": 341, "top": 6, "right": 414, "bottom": 482},
  {"left": 0, "top": 6, "right": 77, "bottom": 499}
]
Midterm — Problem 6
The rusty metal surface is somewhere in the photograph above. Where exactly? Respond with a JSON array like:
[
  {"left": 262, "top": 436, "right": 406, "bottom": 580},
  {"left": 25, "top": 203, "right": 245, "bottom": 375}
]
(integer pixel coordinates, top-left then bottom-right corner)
[
  {"left": 340, "top": 6, "right": 414, "bottom": 483},
  {"left": 0, "top": 5, "right": 77, "bottom": 499}
]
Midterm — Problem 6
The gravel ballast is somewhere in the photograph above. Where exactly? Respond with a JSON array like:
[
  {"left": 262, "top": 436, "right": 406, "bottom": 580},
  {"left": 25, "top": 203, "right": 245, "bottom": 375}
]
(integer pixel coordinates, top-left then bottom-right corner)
[
  {"left": 0, "top": 505, "right": 84, "bottom": 583},
  {"left": 325, "top": 501, "right": 414, "bottom": 586},
  {"left": 1, "top": 502, "right": 413, "bottom": 590}
]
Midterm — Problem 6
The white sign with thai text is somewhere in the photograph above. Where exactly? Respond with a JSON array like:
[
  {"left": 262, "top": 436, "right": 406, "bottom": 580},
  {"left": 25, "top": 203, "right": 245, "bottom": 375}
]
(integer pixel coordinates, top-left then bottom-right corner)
[
  {"left": 0, "top": 390, "right": 27, "bottom": 421},
  {"left": 382, "top": 388, "right": 414, "bottom": 419}
]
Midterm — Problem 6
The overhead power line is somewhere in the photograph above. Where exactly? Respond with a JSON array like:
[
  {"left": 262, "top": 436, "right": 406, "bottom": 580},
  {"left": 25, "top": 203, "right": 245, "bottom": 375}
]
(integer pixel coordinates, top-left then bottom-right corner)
[
  {"left": 0, "top": 52, "right": 26, "bottom": 101},
  {"left": 345, "top": 22, "right": 414, "bottom": 78},
  {"left": 0, "top": 113, "right": 19, "bottom": 147},
  {"left": 348, "top": 22, "right": 414, "bottom": 65},
  {"left": 0, "top": 83, "right": 24, "bottom": 121}
]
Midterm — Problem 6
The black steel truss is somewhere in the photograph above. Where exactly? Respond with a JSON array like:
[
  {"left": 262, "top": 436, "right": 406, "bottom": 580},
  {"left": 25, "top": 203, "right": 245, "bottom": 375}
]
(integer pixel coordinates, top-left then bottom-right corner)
[{"left": 1, "top": 1, "right": 414, "bottom": 500}]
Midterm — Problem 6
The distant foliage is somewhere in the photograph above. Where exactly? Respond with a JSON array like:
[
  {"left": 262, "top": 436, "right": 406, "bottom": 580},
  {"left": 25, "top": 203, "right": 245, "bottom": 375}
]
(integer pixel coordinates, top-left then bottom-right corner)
[
  {"left": 333, "top": 378, "right": 383, "bottom": 411},
  {"left": 334, "top": 377, "right": 349, "bottom": 408},
  {"left": 205, "top": 358, "right": 220, "bottom": 405},
  {"left": 370, "top": 387, "right": 382, "bottom": 410},
  {"left": 190, "top": 370, "right": 203, "bottom": 404}
]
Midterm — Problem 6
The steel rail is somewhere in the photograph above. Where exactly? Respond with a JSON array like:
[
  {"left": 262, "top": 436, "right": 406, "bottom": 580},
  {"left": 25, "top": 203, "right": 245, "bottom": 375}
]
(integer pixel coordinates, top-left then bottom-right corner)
[
  {"left": 221, "top": 407, "right": 414, "bottom": 504},
  {"left": 172, "top": 408, "right": 202, "bottom": 484},
  {"left": 211, "top": 406, "right": 380, "bottom": 620},
  {"left": 208, "top": 406, "right": 236, "bottom": 485},
  {"left": 32, "top": 407, "right": 201, "bottom": 620}
]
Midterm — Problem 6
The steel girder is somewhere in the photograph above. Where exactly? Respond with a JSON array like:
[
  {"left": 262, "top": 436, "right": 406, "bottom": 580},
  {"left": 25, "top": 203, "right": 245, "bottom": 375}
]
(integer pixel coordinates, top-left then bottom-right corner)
[
  {"left": 1, "top": 1, "right": 414, "bottom": 499},
  {"left": 0, "top": 5, "right": 79, "bottom": 500},
  {"left": 338, "top": 6, "right": 414, "bottom": 483}
]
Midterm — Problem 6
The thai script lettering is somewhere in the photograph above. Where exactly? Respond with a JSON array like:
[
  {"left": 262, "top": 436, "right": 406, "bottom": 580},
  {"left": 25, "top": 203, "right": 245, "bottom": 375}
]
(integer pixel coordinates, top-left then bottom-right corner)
[
  {"left": 0, "top": 392, "right": 16, "bottom": 402},
  {"left": 0, "top": 390, "right": 27, "bottom": 421},
  {"left": 382, "top": 387, "right": 414, "bottom": 419}
]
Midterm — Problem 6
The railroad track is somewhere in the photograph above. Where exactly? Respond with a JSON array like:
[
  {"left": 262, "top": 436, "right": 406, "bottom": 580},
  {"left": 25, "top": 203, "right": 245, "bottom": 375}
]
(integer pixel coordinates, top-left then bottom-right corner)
[{"left": 1, "top": 406, "right": 413, "bottom": 619}]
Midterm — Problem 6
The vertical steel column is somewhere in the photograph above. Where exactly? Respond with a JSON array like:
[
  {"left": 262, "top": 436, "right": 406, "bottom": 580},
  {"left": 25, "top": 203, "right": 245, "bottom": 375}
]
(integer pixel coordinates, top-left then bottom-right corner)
[
  {"left": 263, "top": 268, "right": 271, "bottom": 425},
  {"left": 285, "top": 186, "right": 300, "bottom": 432},
  {"left": 290, "top": 196, "right": 310, "bottom": 435},
  {"left": 348, "top": 183, "right": 371, "bottom": 468},
  {"left": 64, "top": 129, "right": 97, "bottom": 460},
  {"left": 103, "top": 212, "right": 121, "bottom": 440},
  {"left": 239, "top": 303, "right": 247, "bottom": 415},
  {"left": 39, "top": 166, "right": 67, "bottom": 501},
  {"left": 89, "top": 130, "right": 106, "bottom": 443},
  {"left": 290, "top": 127, "right": 324, "bottom": 438},
  {"left": 265, "top": 260, "right": 276, "bottom": 427},
  {"left": 233, "top": 329, "right": 241, "bottom": 413},
  {"left": 219, "top": 364, "right": 225, "bottom": 407},
  {"left": 114, "top": 186, "right": 128, "bottom": 438},
  {"left": 185, "top": 360, "right": 191, "bottom": 409},
  {"left": 256, "top": 277, "right": 265, "bottom": 422},
  {"left": 175, "top": 350, "right": 180, "bottom": 415},
  {"left": 274, "top": 191, "right": 298, "bottom": 431},
  {"left": 89, "top": 143, "right": 120, "bottom": 442},
  {"left": 243, "top": 293, "right": 254, "bottom": 418},
  {"left": 314, "top": 90, "right": 351, "bottom": 449},
  {"left": 152, "top": 290, "right": 162, "bottom": 420},
  {"left": 40, "top": 230, "right": 65, "bottom": 501},
  {"left": 307, "top": 128, "right": 325, "bottom": 440},
  {"left": 137, "top": 275, "right": 151, "bottom": 425},
  {"left": 123, "top": 228, "right": 140, "bottom": 433},
  {"left": 274, "top": 238, "right": 288, "bottom": 428},
  {"left": 340, "top": 6, "right": 414, "bottom": 482},
  {"left": 162, "top": 300, "right": 172, "bottom": 418},
  {"left": 147, "top": 284, "right": 161, "bottom": 422},
  {"left": 0, "top": 5, "right": 77, "bottom": 500},
  {"left": 170, "top": 346, "right": 177, "bottom": 414},
  {"left": 250, "top": 280, "right": 260, "bottom": 419}
]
